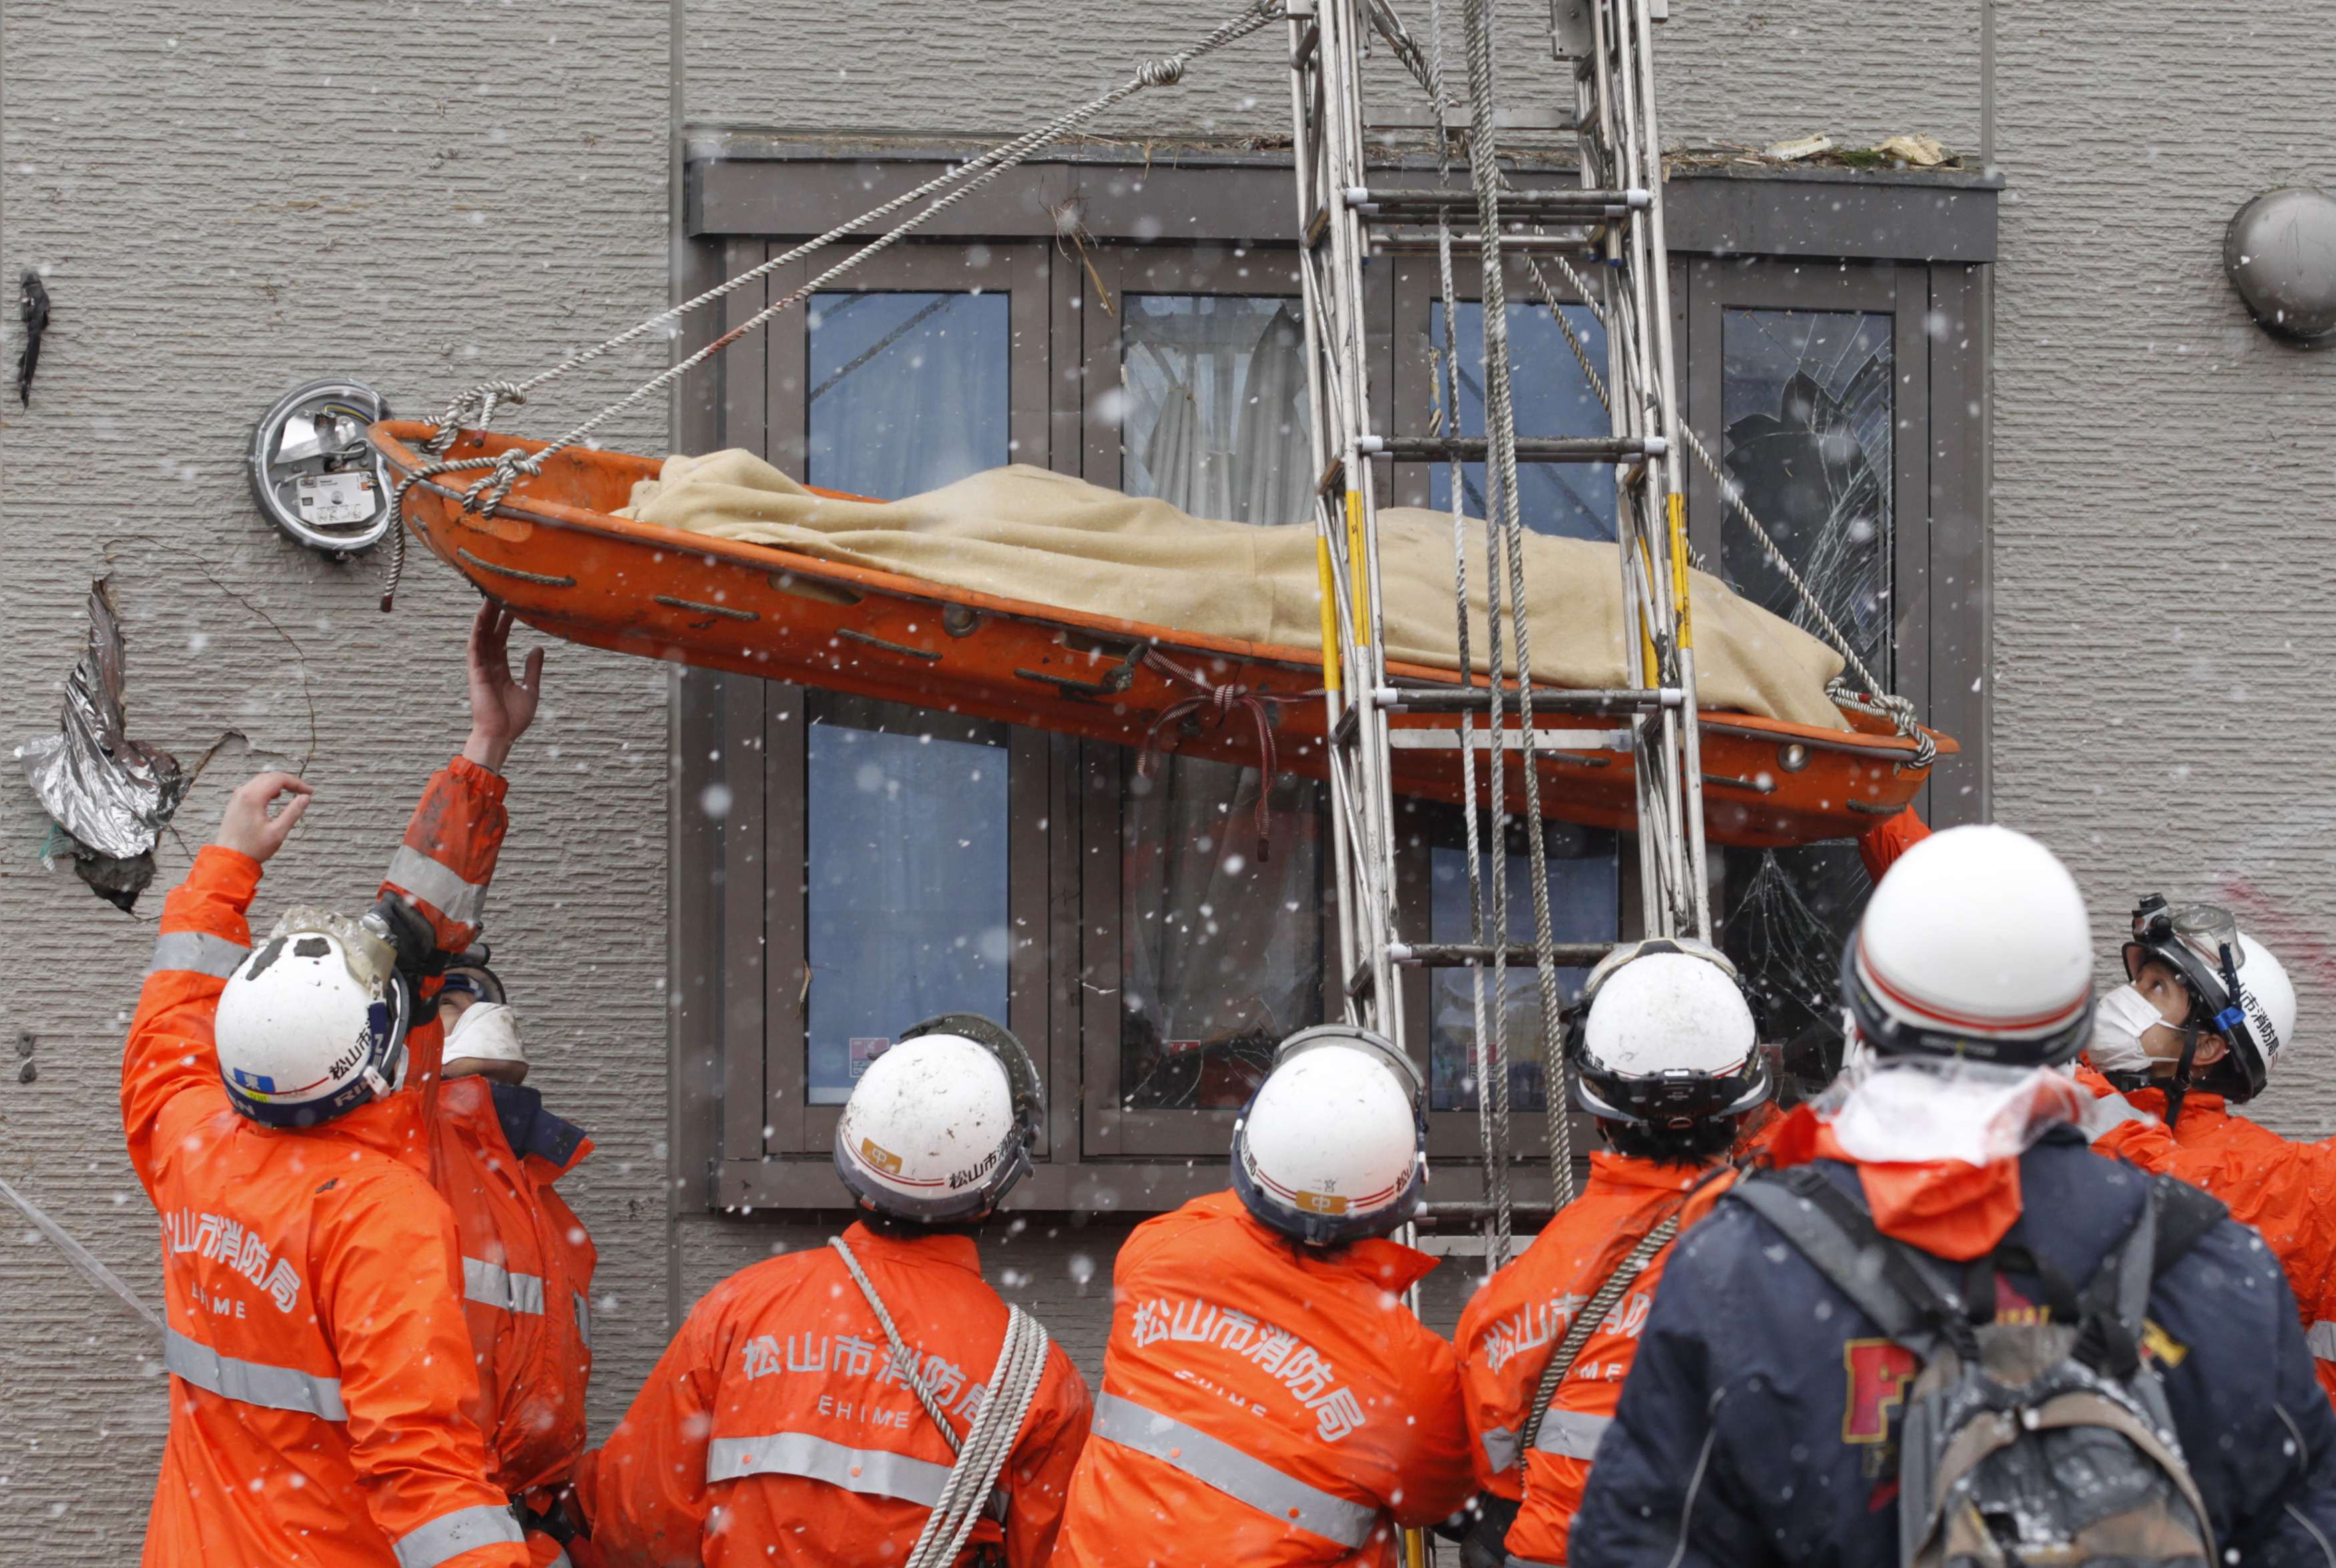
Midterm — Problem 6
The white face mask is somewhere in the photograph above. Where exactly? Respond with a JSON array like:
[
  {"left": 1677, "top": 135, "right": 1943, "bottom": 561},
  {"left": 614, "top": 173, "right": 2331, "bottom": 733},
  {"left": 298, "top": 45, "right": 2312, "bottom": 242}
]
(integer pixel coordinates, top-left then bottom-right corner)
[
  {"left": 2088, "top": 984, "right": 2171, "bottom": 1077},
  {"left": 444, "top": 1001, "right": 526, "bottom": 1072}
]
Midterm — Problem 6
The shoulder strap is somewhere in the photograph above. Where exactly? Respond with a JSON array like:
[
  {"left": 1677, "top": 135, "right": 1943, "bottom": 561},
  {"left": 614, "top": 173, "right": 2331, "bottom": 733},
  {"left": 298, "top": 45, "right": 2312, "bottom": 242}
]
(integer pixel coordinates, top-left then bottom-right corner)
[
  {"left": 1520, "top": 1208, "right": 1678, "bottom": 1451},
  {"left": 2148, "top": 1174, "right": 2228, "bottom": 1278},
  {"left": 1728, "top": 1166, "right": 1969, "bottom": 1359},
  {"left": 830, "top": 1234, "right": 964, "bottom": 1453}
]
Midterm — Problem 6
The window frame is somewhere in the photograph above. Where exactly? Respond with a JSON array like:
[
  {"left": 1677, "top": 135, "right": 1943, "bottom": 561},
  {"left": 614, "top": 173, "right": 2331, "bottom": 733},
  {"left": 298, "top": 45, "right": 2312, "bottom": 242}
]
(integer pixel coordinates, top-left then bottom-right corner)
[
  {"left": 672, "top": 145, "right": 1998, "bottom": 1214},
  {"left": 1075, "top": 246, "right": 1366, "bottom": 1160}
]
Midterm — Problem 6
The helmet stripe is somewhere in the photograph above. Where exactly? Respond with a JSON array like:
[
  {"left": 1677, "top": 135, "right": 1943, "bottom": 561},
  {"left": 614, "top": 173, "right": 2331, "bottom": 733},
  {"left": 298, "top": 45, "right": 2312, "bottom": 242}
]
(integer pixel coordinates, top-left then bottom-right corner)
[{"left": 1857, "top": 934, "right": 2089, "bottom": 1037}]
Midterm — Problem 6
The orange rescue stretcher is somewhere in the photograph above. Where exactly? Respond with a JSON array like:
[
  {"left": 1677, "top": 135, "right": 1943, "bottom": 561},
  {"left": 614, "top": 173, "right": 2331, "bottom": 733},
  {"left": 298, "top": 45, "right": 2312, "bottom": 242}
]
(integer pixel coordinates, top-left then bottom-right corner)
[{"left": 372, "top": 423, "right": 1952, "bottom": 848}]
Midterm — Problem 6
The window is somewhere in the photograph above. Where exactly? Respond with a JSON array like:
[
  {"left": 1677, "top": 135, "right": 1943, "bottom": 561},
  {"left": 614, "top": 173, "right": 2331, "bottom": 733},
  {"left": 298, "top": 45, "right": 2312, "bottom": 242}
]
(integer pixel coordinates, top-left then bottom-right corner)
[{"left": 675, "top": 147, "right": 1996, "bottom": 1211}]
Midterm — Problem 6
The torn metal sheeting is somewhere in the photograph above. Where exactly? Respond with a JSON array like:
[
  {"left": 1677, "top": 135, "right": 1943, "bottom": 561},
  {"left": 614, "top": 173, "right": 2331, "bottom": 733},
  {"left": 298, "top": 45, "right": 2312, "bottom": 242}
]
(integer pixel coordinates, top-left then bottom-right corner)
[{"left": 15, "top": 576, "right": 188, "bottom": 863}]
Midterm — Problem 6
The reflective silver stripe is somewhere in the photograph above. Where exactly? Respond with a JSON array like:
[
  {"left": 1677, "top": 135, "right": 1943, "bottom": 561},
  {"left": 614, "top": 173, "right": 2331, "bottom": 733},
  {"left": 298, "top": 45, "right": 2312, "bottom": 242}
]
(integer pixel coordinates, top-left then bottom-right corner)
[
  {"left": 164, "top": 1326, "right": 346, "bottom": 1420},
  {"left": 705, "top": 1431, "right": 1007, "bottom": 1519},
  {"left": 1482, "top": 1424, "right": 1520, "bottom": 1475},
  {"left": 544, "top": 1551, "right": 573, "bottom": 1568},
  {"left": 1092, "top": 1393, "right": 1379, "bottom": 1549},
  {"left": 1530, "top": 1409, "right": 1613, "bottom": 1461},
  {"left": 386, "top": 845, "right": 487, "bottom": 926},
  {"left": 574, "top": 1290, "right": 591, "bottom": 1350},
  {"left": 392, "top": 1501, "right": 524, "bottom": 1568},
  {"left": 2310, "top": 1321, "right": 2336, "bottom": 1362},
  {"left": 463, "top": 1256, "right": 545, "bottom": 1316},
  {"left": 148, "top": 930, "right": 250, "bottom": 979},
  {"left": 1506, "top": 1557, "right": 1563, "bottom": 1568}
]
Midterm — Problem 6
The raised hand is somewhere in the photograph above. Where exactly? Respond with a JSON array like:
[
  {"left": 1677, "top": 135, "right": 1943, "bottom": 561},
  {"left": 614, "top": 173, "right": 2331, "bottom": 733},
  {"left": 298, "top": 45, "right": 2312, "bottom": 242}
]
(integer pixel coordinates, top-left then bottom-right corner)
[
  {"left": 461, "top": 599, "right": 547, "bottom": 773},
  {"left": 213, "top": 772, "right": 314, "bottom": 865}
]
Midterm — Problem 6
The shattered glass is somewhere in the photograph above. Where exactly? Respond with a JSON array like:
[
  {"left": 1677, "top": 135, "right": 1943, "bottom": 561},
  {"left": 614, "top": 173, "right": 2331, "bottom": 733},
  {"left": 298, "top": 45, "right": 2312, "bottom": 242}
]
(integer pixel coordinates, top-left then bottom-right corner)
[{"left": 1714, "top": 308, "right": 1895, "bottom": 1070}]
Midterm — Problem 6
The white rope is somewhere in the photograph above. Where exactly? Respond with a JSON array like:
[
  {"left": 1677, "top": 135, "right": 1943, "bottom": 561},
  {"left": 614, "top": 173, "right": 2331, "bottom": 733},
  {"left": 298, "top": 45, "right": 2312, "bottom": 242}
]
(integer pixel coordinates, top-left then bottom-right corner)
[
  {"left": 404, "top": 0, "right": 1283, "bottom": 518},
  {"left": 1462, "top": 0, "right": 1573, "bottom": 1208},
  {"left": 828, "top": 1235, "right": 1048, "bottom": 1567},
  {"left": 0, "top": 1173, "right": 164, "bottom": 1335},
  {"left": 1425, "top": 0, "right": 1511, "bottom": 1275},
  {"left": 1366, "top": 0, "right": 1930, "bottom": 766}
]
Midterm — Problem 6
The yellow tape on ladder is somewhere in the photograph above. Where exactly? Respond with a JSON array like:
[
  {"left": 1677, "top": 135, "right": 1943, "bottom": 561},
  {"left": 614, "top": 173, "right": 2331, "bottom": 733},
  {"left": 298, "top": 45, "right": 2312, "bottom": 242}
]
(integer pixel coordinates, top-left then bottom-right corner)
[
  {"left": 1667, "top": 491, "right": 1693, "bottom": 651},
  {"left": 1316, "top": 534, "right": 1342, "bottom": 695},
  {"left": 1346, "top": 488, "right": 1370, "bottom": 649}
]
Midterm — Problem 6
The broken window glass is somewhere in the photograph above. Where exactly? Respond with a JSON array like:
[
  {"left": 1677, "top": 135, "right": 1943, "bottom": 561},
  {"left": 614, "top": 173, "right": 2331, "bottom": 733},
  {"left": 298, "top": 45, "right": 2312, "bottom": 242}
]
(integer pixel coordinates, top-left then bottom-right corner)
[
  {"left": 1115, "top": 295, "right": 1324, "bottom": 1111},
  {"left": 1715, "top": 308, "right": 1895, "bottom": 1077},
  {"left": 802, "top": 292, "right": 1014, "bottom": 1103}
]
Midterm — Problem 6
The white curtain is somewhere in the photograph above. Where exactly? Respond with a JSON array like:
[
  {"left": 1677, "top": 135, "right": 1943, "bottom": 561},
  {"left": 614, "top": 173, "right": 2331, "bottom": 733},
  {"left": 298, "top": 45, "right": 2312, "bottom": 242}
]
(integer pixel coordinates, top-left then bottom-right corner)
[{"left": 1119, "top": 300, "right": 1320, "bottom": 1106}]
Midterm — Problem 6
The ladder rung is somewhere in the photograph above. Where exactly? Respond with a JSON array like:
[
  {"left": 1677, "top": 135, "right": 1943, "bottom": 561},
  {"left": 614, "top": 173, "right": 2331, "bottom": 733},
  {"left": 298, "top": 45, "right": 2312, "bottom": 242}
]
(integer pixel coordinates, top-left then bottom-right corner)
[
  {"left": 1371, "top": 434, "right": 1654, "bottom": 464},
  {"left": 1346, "top": 186, "right": 1649, "bottom": 222},
  {"left": 1390, "top": 940, "right": 1618, "bottom": 968},
  {"left": 1386, "top": 728, "right": 1633, "bottom": 753},
  {"left": 1376, "top": 685, "right": 1683, "bottom": 715}
]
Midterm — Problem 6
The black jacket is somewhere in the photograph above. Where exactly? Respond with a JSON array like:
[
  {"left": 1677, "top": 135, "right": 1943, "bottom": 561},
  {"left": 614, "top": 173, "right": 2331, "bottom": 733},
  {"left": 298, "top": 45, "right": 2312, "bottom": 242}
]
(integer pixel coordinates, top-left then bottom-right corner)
[{"left": 1570, "top": 1128, "right": 2336, "bottom": 1567}]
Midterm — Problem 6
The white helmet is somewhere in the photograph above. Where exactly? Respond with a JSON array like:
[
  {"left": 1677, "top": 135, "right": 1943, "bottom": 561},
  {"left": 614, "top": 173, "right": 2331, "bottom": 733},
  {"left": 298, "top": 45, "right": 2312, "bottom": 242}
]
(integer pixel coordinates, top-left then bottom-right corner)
[
  {"left": 1843, "top": 825, "right": 2094, "bottom": 1067},
  {"left": 215, "top": 907, "right": 412, "bottom": 1128},
  {"left": 1233, "top": 1024, "right": 1426, "bottom": 1246},
  {"left": 832, "top": 1014, "right": 1042, "bottom": 1224},
  {"left": 2122, "top": 898, "right": 2296, "bottom": 1102},
  {"left": 1570, "top": 939, "right": 1771, "bottom": 1126}
]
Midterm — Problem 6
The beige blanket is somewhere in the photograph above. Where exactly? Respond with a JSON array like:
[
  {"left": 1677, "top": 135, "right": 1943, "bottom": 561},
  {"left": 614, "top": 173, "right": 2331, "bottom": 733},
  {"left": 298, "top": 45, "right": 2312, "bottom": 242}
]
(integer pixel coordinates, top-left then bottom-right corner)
[{"left": 623, "top": 451, "right": 1848, "bottom": 731}]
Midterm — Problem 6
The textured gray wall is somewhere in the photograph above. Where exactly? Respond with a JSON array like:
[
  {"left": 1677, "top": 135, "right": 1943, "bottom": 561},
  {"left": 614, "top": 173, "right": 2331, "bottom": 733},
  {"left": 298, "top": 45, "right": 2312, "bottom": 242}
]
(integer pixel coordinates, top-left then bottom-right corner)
[
  {"left": 0, "top": 0, "right": 671, "bottom": 1557},
  {"left": 1987, "top": 2, "right": 2336, "bottom": 1140},
  {"left": 8, "top": 0, "right": 2336, "bottom": 1564}
]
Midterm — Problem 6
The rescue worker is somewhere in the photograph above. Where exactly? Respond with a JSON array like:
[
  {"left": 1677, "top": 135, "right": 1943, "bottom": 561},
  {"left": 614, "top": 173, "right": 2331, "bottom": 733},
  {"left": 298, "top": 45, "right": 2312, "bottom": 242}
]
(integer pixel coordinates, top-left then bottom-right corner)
[
  {"left": 577, "top": 1015, "right": 1092, "bottom": 1566},
  {"left": 1054, "top": 1023, "right": 1475, "bottom": 1567},
  {"left": 1454, "top": 941, "right": 1771, "bottom": 1568},
  {"left": 127, "top": 599, "right": 546, "bottom": 1567},
  {"left": 1568, "top": 824, "right": 2336, "bottom": 1566},
  {"left": 2074, "top": 899, "right": 2336, "bottom": 1403},
  {"left": 431, "top": 949, "right": 601, "bottom": 1562}
]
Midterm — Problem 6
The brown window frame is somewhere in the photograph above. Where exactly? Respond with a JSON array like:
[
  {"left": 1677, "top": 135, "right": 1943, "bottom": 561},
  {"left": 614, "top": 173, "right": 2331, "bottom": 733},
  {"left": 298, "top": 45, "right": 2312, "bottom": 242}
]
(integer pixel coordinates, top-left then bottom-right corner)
[{"left": 671, "top": 143, "right": 1998, "bottom": 1214}]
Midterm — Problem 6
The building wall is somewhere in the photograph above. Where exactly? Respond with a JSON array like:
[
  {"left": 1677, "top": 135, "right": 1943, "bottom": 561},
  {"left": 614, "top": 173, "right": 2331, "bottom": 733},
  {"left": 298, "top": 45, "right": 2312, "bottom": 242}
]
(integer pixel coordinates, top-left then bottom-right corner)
[
  {"left": 1987, "top": 1, "right": 2336, "bottom": 1142},
  {"left": 0, "top": 3, "right": 672, "bottom": 1559},
  {"left": 5, "top": 1, "right": 2333, "bottom": 1564}
]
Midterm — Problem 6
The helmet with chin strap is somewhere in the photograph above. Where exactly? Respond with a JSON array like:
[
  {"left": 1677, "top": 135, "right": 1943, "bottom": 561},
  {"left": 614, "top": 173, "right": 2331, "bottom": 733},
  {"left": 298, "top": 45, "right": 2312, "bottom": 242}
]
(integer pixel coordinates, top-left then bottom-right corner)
[
  {"left": 1841, "top": 824, "right": 2094, "bottom": 1068},
  {"left": 1232, "top": 1024, "right": 1427, "bottom": 1246},
  {"left": 214, "top": 905, "right": 416, "bottom": 1128},
  {"left": 2122, "top": 897, "right": 2295, "bottom": 1104},
  {"left": 832, "top": 1014, "right": 1043, "bottom": 1224},
  {"left": 1568, "top": 938, "right": 1771, "bottom": 1127}
]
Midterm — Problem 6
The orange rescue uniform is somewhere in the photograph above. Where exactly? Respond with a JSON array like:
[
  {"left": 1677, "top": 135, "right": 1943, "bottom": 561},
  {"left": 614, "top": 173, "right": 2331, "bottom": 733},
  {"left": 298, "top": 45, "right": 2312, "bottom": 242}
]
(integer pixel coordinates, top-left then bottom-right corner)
[
  {"left": 128, "top": 757, "right": 525, "bottom": 1568},
  {"left": 1456, "top": 1152, "right": 1734, "bottom": 1567},
  {"left": 1054, "top": 1190, "right": 1474, "bottom": 1568},
  {"left": 577, "top": 1220, "right": 1092, "bottom": 1567},
  {"left": 2078, "top": 1072, "right": 2336, "bottom": 1408},
  {"left": 432, "top": 1075, "right": 597, "bottom": 1553}
]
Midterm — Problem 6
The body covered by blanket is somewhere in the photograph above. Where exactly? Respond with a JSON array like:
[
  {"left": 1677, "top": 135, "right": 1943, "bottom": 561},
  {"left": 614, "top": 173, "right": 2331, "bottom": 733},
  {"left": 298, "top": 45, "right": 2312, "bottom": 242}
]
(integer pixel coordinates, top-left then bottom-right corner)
[{"left": 621, "top": 450, "right": 1849, "bottom": 731}]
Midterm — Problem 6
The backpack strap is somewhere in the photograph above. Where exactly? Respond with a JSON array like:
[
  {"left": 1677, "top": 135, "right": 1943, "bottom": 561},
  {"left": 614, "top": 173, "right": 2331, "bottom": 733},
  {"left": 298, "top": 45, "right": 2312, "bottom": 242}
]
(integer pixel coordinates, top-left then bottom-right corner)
[
  {"left": 1727, "top": 1166, "right": 1972, "bottom": 1360},
  {"left": 2147, "top": 1174, "right": 2229, "bottom": 1278}
]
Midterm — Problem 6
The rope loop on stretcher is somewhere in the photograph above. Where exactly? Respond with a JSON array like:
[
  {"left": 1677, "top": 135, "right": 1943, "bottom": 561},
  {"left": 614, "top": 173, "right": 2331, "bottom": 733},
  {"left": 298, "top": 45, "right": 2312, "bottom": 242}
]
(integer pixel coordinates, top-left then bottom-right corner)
[{"left": 1135, "top": 649, "right": 1322, "bottom": 863}]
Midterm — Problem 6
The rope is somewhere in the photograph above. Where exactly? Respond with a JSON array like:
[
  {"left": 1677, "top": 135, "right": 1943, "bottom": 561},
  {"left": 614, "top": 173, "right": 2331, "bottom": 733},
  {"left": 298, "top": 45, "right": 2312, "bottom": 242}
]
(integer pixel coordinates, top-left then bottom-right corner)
[
  {"left": 829, "top": 1236, "right": 1051, "bottom": 1568},
  {"left": 400, "top": 0, "right": 1285, "bottom": 532},
  {"left": 1522, "top": 1211, "right": 1678, "bottom": 1450},
  {"left": 1134, "top": 649, "right": 1317, "bottom": 862},
  {"left": 1425, "top": 0, "right": 1510, "bottom": 1275},
  {"left": 1366, "top": 15, "right": 1928, "bottom": 762},
  {"left": 1462, "top": 0, "right": 1572, "bottom": 1208}
]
